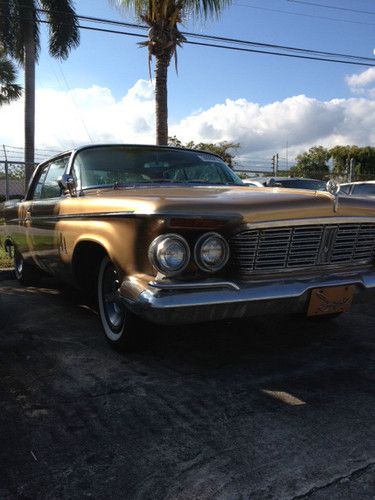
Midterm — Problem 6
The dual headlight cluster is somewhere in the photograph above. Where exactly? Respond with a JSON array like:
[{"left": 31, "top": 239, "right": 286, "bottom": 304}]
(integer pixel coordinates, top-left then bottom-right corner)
[{"left": 148, "top": 232, "right": 230, "bottom": 276}]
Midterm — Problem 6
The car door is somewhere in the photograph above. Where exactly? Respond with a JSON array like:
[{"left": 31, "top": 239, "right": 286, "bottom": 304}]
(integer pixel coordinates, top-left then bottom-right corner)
[{"left": 27, "top": 155, "right": 70, "bottom": 273}]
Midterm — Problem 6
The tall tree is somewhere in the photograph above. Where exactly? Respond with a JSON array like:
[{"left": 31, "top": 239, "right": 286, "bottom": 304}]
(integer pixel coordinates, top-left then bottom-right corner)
[
  {"left": 0, "top": 47, "right": 21, "bottom": 106},
  {"left": 113, "top": 0, "right": 230, "bottom": 145},
  {"left": 169, "top": 136, "right": 240, "bottom": 167},
  {"left": 0, "top": 0, "right": 79, "bottom": 182},
  {"left": 290, "top": 146, "right": 330, "bottom": 180}
]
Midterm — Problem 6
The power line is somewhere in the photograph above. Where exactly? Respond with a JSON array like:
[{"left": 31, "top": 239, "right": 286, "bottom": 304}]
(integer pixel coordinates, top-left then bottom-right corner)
[
  {"left": 3, "top": 2, "right": 375, "bottom": 66},
  {"left": 37, "top": 7, "right": 375, "bottom": 63},
  {"left": 66, "top": 12, "right": 375, "bottom": 62},
  {"left": 35, "top": 18, "right": 375, "bottom": 67},
  {"left": 287, "top": 0, "right": 375, "bottom": 16},
  {"left": 233, "top": 2, "right": 375, "bottom": 27}
]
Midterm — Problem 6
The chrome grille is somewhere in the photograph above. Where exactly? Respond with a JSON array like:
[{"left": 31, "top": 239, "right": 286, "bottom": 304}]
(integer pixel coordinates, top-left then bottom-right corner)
[{"left": 230, "top": 223, "right": 375, "bottom": 274}]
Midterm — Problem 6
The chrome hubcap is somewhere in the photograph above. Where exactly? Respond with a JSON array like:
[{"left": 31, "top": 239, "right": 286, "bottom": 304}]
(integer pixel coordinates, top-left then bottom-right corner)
[
  {"left": 102, "top": 263, "right": 125, "bottom": 332},
  {"left": 14, "top": 253, "right": 23, "bottom": 277}
]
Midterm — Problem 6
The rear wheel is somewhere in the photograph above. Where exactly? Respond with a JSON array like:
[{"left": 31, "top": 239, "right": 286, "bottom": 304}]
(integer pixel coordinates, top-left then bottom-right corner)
[
  {"left": 97, "top": 256, "right": 146, "bottom": 351},
  {"left": 14, "top": 250, "right": 42, "bottom": 286}
]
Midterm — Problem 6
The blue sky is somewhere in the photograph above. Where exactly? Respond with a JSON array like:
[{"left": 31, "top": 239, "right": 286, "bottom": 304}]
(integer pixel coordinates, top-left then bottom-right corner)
[
  {"left": 3, "top": 0, "right": 375, "bottom": 166},
  {"left": 35, "top": 0, "right": 375, "bottom": 120}
]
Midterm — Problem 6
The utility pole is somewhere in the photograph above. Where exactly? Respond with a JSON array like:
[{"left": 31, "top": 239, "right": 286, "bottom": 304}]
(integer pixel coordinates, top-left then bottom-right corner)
[
  {"left": 276, "top": 153, "right": 279, "bottom": 175},
  {"left": 286, "top": 140, "right": 289, "bottom": 170},
  {"left": 272, "top": 155, "right": 276, "bottom": 176},
  {"left": 349, "top": 157, "right": 355, "bottom": 183},
  {"left": 3, "top": 144, "right": 9, "bottom": 201},
  {"left": 24, "top": 8, "right": 36, "bottom": 188}
]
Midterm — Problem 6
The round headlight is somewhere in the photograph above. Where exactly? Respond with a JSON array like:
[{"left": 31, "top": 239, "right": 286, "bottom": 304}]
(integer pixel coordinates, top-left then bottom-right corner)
[
  {"left": 149, "top": 234, "right": 190, "bottom": 276},
  {"left": 194, "top": 232, "right": 230, "bottom": 272}
]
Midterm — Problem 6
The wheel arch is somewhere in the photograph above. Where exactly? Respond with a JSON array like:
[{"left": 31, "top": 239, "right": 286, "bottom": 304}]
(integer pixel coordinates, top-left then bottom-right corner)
[{"left": 72, "top": 239, "right": 110, "bottom": 294}]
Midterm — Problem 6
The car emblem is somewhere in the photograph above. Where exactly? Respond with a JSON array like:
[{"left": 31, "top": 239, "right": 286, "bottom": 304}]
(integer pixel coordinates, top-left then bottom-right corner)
[
  {"left": 326, "top": 179, "right": 340, "bottom": 212},
  {"left": 318, "top": 226, "right": 338, "bottom": 264}
]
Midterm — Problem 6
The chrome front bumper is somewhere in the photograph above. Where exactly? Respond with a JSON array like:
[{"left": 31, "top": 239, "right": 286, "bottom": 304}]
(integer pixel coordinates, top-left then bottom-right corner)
[{"left": 121, "top": 269, "right": 375, "bottom": 325}]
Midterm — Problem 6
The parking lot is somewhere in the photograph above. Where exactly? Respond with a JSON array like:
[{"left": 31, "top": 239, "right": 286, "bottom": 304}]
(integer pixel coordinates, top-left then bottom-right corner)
[{"left": 0, "top": 271, "right": 374, "bottom": 499}]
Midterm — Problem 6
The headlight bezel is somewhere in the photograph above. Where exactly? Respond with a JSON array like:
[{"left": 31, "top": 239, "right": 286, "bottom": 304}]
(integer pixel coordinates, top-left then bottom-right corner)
[
  {"left": 148, "top": 233, "right": 191, "bottom": 276},
  {"left": 194, "top": 232, "right": 230, "bottom": 273}
]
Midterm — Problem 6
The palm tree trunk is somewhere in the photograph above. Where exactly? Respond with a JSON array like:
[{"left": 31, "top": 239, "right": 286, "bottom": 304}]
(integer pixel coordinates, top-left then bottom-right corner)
[
  {"left": 24, "top": 16, "right": 35, "bottom": 188},
  {"left": 155, "top": 54, "right": 169, "bottom": 145}
]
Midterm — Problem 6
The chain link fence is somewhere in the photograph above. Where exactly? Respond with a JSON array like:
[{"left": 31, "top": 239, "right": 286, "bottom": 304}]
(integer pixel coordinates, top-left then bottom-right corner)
[
  {"left": 0, "top": 161, "right": 28, "bottom": 202},
  {"left": 0, "top": 144, "right": 55, "bottom": 202}
]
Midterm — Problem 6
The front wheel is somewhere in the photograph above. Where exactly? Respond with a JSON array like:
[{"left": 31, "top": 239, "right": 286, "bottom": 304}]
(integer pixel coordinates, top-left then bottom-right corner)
[{"left": 97, "top": 256, "right": 146, "bottom": 351}]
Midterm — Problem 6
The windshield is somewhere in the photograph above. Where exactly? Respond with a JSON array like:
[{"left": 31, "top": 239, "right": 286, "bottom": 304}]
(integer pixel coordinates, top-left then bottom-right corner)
[{"left": 72, "top": 146, "right": 243, "bottom": 189}]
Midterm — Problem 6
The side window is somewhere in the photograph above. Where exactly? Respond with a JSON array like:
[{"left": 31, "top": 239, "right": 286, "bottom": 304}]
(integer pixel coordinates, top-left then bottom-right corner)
[
  {"left": 40, "top": 157, "right": 69, "bottom": 199},
  {"left": 32, "top": 164, "right": 50, "bottom": 200},
  {"left": 339, "top": 185, "right": 351, "bottom": 195},
  {"left": 71, "top": 156, "right": 82, "bottom": 190},
  {"left": 352, "top": 183, "right": 375, "bottom": 196}
]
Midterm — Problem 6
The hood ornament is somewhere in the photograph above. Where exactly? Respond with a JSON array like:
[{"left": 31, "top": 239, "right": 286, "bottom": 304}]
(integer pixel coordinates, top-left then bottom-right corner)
[{"left": 326, "top": 179, "right": 341, "bottom": 213}]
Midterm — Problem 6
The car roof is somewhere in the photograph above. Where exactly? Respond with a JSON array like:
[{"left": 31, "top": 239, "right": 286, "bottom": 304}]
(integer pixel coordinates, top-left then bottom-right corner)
[{"left": 341, "top": 181, "right": 375, "bottom": 186}]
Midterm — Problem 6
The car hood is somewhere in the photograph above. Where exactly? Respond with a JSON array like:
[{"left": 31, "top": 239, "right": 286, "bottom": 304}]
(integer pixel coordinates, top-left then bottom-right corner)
[{"left": 60, "top": 185, "right": 375, "bottom": 223}]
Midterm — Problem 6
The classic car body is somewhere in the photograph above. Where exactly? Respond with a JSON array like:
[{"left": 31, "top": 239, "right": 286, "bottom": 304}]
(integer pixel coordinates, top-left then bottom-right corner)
[{"left": 1, "top": 144, "right": 375, "bottom": 350}]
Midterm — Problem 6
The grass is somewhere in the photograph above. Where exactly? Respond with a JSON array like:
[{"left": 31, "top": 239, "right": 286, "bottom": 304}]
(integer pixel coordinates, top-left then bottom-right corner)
[{"left": 0, "top": 245, "right": 12, "bottom": 268}]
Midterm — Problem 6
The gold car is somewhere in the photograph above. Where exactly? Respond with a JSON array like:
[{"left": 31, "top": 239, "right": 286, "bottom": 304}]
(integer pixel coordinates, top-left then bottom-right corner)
[{"left": 1, "top": 144, "right": 375, "bottom": 350}]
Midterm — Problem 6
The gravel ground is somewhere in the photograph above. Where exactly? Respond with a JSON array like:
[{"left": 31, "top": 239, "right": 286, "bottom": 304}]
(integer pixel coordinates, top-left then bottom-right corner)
[{"left": 0, "top": 272, "right": 374, "bottom": 499}]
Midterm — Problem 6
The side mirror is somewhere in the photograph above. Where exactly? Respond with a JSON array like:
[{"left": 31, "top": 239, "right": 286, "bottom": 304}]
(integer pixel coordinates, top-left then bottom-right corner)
[{"left": 58, "top": 174, "right": 76, "bottom": 197}]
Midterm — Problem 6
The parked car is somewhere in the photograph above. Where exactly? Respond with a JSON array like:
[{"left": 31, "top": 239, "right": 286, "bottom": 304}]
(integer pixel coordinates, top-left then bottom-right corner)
[
  {"left": 255, "top": 177, "right": 328, "bottom": 191},
  {"left": 1, "top": 144, "right": 375, "bottom": 351},
  {"left": 340, "top": 181, "right": 375, "bottom": 198}
]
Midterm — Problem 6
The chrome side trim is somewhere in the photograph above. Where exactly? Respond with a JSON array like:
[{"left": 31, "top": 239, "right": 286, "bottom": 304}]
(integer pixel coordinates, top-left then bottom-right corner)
[
  {"left": 14, "top": 211, "right": 236, "bottom": 223},
  {"left": 149, "top": 280, "right": 240, "bottom": 291}
]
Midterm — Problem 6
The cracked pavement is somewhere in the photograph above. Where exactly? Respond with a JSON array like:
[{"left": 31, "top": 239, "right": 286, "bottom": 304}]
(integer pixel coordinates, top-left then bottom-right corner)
[{"left": 0, "top": 273, "right": 374, "bottom": 499}]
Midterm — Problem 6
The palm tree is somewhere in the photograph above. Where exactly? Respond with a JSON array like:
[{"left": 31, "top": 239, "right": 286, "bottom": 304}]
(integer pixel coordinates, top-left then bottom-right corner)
[
  {"left": 0, "top": 48, "right": 22, "bottom": 106},
  {"left": 0, "top": 0, "right": 79, "bottom": 182},
  {"left": 113, "top": 0, "right": 230, "bottom": 145}
]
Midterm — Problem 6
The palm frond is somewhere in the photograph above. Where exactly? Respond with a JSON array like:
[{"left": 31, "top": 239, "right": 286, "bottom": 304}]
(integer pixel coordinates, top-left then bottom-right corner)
[
  {"left": 183, "top": 0, "right": 231, "bottom": 19},
  {"left": 40, "top": 0, "right": 80, "bottom": 59},
  {"left": 0, "top": 0, "right": 40, "bottom": 62},
  {"left": 0, "top": 49, "right": 22, "bottom": 105}
]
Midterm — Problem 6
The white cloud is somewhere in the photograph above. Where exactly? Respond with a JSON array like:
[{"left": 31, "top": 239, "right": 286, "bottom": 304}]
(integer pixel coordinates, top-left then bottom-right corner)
[
  {"left": 171, "top": 94, "right": 375, "bottom": 160},
  {"left": 1, "top": 79, "right": 375, "bottom": 164},
  {"left": 346, "top": 67, "right": 375, "bottom": 89},
  {"left": 0, "top": 79, "right": 156, "bottom": 151}
]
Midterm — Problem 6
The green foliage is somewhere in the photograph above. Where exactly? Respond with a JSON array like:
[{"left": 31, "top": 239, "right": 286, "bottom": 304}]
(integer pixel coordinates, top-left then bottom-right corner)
[
  {"left": 168, "top": 136, "right": 240, "bottom": 167},
  {"left": 290, "top": 146, "right": 330, "bottom": 180},
  {"left": 0, "top": 243, "right": 12, "bottom": 268},
  {"left": 330, "top": 145, "right": 375, "bottom": 181},
  {"left": 0, "top": 0, "right": 79, "bottom": 63},
  {"left": 0, "top": 47, "right": 21, "bottom": 106}
]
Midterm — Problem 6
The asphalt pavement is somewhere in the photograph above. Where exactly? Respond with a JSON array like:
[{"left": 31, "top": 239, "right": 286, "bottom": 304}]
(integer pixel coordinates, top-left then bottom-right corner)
[{"left": 0, "top": 271, "right": 374, "bottom": 499}]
